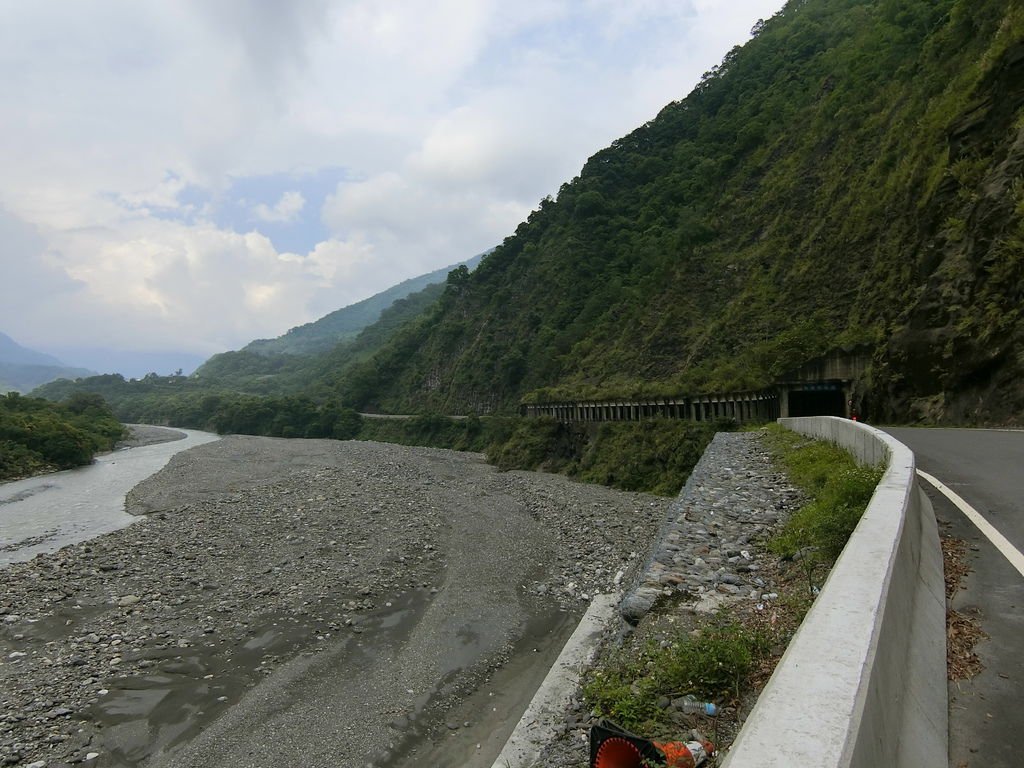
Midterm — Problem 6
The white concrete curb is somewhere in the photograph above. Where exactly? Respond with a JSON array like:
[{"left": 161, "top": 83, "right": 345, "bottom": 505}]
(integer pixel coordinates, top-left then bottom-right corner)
[
  {"left": 490, "top": 592, "right": 620, "bottom": 768},
  {"left": 722, "top": 417, "right": 947, "bottom": 768}
]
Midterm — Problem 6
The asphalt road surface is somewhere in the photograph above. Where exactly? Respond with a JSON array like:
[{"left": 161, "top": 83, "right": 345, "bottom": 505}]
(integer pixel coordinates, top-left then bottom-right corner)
[{"left": 884, "top": 427, "right": 1024, "bottom": 768}]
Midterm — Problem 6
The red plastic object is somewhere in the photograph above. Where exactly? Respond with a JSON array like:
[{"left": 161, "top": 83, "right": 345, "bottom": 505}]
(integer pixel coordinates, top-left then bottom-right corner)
[
  {"left": 653, "top": 739, "right": 715, "bottom": 768},
  {"left": 594, "top": 736, "right": 645, "bottom": 768}
]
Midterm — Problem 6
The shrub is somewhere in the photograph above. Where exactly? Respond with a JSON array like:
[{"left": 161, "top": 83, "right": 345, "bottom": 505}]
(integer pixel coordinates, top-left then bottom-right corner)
[
  {"left": 764, "top": 425, "right": 883, "bottom": 563},
  {"left": 584, "top": 619, "right": 770, "bottom": 735}
]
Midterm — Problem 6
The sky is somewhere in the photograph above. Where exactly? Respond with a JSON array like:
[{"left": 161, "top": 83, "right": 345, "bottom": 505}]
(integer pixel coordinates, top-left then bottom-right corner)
[{"left": 0, "top": 0, "right": 786, "bottom": 375}]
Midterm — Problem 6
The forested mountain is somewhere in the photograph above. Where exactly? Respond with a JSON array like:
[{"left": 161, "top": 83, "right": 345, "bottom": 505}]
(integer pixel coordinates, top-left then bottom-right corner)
[
  {"left": 0, "top": 332, "right": 63, "bottom": 367},
  {"left": 333, "top": 0, "right": 1024, "bottom": 424},
  {"left": 240, "top": 253, "right": 485, "bottom": 357},
  {"left": 33, "top": 278, "right": 452, "bottom": 427},
  {"left": 190, "top": 276, "right": 452, "bottom": 397},
  {"left": 0, "top": 332, "right": 94, "bottom": 393}
]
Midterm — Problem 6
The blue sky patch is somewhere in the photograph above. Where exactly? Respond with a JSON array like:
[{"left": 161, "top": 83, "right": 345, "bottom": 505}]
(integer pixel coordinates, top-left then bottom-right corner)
[{"left": 126, "top": 167, "right": 349, "bottom": 254}]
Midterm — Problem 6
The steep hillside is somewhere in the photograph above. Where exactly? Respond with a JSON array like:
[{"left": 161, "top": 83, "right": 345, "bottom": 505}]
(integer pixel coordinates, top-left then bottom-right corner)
[
  {"left": 0, "top": 333, "right": 95, "bottom": 393},
  {"left": 193, "top": 280, "right": 448, "bottom": 397},
  {"left": 338, "top": 0, "right": 1024, "bottom": 424},
  {"left": 241, "top": 253, "right": 485, "bottom": 357},
  {"left": 0, "top": 332, "right": 63, "bottom": 367}
]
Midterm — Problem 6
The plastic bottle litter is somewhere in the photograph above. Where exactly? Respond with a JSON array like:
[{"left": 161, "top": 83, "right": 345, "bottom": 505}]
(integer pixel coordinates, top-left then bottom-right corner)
[{"left": 675, "top": 695, "right": 718, "bottom": 716}]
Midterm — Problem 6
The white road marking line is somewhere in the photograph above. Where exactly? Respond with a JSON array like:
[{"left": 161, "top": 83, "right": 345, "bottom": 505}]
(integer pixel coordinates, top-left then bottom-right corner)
[{"left": 918, "top": 469, "right": 1024, "bottom": 579}]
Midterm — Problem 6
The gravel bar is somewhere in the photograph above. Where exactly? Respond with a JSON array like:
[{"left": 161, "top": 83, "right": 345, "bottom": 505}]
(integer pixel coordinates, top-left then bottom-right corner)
[{"left": 0, "top": 436, "right": 662, "bottom": 768}]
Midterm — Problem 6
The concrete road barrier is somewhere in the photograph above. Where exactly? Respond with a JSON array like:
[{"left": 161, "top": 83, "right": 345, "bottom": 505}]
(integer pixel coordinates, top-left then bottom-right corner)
[
  {"left": 490, "top": 592, "right": 621, "bottom": 768},
  {"left": 722, "top": 417, "right": 946, "bottom": 768}
]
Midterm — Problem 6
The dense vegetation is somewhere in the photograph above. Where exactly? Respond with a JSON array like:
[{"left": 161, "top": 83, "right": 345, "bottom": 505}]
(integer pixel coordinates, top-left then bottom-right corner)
[
  {"left": 765, "top": 424, "right": 884, "bottom": 564},
  {"left": 33, "top": 374, "right": 364, "bottom": 441},
  {"left": 240, "top": 253, "right": 483, "bottom": 358},
  {"left": 331, "top": 0, "right": 1024, "bottom": 425},
  {"left": 190, "top": 279, "right": 449, "bottom": 398},
  {"left": 0, "top": 392, "right": 125, "bottom": 480},
  {"left": 360, "top": 415, "right": 733, "bottom": 495}
]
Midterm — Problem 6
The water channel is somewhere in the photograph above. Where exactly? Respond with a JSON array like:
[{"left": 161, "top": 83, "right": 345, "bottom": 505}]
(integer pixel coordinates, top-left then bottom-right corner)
[{"left": 0, "top": 427, "right": 220, "bottom": 566}]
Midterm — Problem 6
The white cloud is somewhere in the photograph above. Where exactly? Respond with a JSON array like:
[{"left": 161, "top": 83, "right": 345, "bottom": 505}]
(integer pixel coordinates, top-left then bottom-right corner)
[
  {"left": 253, "top": 190, "right": 306, "bottom": 223},
  {"left": 0, "top": 0, "right": 787, "bottom": 367}
]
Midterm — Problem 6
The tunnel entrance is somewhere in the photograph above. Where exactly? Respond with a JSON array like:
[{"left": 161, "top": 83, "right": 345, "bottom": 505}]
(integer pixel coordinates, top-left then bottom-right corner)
[{"left": 787, "top": 385, "right": 846, "bottom": 417}]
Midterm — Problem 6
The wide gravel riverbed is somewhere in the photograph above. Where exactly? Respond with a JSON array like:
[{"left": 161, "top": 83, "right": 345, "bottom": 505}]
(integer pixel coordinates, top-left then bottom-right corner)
[{"left": 0, "top": 436, "right": 662, "bottom": 768}]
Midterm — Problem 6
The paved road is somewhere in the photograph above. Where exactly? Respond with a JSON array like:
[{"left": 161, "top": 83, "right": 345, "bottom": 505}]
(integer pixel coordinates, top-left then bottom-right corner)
[{"left": 884, "top": 428, "right": 1024, "bottom": 768}]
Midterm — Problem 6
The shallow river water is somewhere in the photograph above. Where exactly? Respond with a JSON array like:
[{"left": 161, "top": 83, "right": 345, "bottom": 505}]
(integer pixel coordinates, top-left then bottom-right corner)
[{"left": 0, "top": 428, "right": 219, "bottom": 566}]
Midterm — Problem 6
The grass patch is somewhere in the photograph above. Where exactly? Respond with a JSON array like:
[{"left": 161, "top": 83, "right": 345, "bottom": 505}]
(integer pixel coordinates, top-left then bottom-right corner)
[
  {"left": 583, "top": 615, "right": 770, "bottom": 737},
  {"left": 763, "top": 424, "right": 883, "bottom": 565}
]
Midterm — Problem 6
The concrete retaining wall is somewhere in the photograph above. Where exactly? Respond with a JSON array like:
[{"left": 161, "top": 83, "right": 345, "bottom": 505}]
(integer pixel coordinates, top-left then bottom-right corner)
[{"left": 722, "top": 417, "right": 946, "bottom": 768}]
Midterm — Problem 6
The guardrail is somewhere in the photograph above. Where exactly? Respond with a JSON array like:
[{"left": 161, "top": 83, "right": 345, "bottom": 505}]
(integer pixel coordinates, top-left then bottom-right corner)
[{"left": 722, "top": 417, "right": 946, "bottom": 768}]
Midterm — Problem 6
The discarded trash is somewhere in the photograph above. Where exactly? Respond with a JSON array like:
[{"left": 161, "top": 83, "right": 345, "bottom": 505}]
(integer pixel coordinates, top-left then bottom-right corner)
[
  {"left": 590, "top": 719, "right": 715, "bottom": 768},
  {"left": 675, "top": 694, "right": 718, "bottom": 716},
  {"left": 591, "top": 720, "right": 662, "bottom": 768},
  {"left": 595, "top": 736, "right": 645, "bottom": 768},
  {"left": 654, "top": 738, "right": 714, "bottom": 767}
]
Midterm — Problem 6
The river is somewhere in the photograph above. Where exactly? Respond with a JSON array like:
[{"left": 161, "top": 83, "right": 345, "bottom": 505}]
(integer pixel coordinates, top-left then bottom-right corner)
[{"left": 0, "top": 427, "right": 220, "bottom": 567}]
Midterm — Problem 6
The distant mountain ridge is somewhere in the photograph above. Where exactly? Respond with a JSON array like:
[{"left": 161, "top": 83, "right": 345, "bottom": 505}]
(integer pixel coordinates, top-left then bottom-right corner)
[
  {"left": 0, "top": 332, "right": 95, "bottom": 393},
  {"left": 0, "top": 332, "right": 63, "bottom": 367},
  {"left": 242, "top": 253, "right": 487, "bottom": 357}
]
